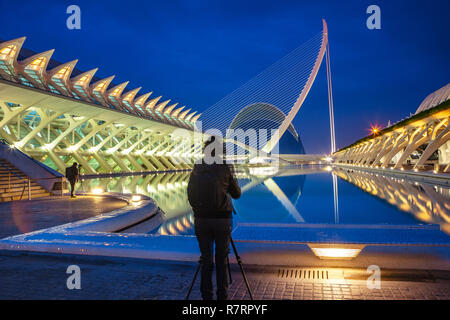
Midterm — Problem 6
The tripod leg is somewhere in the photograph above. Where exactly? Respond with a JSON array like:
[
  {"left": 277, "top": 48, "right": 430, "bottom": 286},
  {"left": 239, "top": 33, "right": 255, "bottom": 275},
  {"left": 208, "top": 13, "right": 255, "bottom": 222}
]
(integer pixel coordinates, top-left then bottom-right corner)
[
  {"left": 227, "top": 255, "right": 232, "bottom": 284},
  {"left": 185, "top": 257, "right": 202, "bottom": 300},
  {"left": 230, "top": 238, "right": 253, "bottom": 300}
]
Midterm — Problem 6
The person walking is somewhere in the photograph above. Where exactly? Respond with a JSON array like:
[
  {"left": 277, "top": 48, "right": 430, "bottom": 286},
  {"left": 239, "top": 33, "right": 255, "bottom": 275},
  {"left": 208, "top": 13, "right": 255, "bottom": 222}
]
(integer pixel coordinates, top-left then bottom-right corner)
[
  {"left": 65, "top": 162, "right": 80, "bottom": 198},
  {"left": 187, "top": 136, "right": 241, "bottom": 300}
]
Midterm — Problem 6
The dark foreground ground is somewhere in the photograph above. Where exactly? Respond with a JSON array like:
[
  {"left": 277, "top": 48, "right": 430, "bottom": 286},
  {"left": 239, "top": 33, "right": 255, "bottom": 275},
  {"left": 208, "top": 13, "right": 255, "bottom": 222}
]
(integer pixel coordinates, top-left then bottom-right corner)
[{"left": 0, "top": 250, "right": 449, "bottom": 300}]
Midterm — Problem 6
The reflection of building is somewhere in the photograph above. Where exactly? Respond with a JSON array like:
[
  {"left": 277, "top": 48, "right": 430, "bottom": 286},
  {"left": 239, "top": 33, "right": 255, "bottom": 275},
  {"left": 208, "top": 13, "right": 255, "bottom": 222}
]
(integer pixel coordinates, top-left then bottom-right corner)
[
  {"left": 80, "top": 167, "right": 312, "bottom": 235},
  {"left": 334, "top": 167, "right": 450, "bottom": 234},
  {"left": 334, "top": 84, "right": 450, "bottom": 172}
]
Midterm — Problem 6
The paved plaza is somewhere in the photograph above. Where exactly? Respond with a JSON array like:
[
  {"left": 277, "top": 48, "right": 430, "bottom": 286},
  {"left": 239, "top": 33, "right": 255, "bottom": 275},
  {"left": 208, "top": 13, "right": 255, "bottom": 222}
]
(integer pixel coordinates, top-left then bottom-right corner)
[
  {"left": 0, "top": 196, "right": 128, "bottom": 239},
  {"left": 0, "top": 250, "right": 448, "bottom": 300}
]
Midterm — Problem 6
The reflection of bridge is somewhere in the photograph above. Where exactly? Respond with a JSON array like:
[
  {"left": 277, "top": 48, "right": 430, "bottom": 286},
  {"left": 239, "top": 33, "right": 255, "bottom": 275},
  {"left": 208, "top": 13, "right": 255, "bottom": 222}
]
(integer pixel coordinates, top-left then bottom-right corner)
[
  {"left": 80, "top": 167, "right": 327, "bottom": 235},
  {"left": 334, "top": 167, "right": 450, "bottom": 234},
  {"left": 333, "top": 85, "right": 450, "bottom": 173}
]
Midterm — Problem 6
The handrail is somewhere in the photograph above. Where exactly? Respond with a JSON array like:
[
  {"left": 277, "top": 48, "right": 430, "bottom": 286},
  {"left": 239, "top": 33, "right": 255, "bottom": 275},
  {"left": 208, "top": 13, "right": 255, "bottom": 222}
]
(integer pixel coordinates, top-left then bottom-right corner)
[
  {"left": 0, "top": 162, "right": 66, "bottom": 199},
  {"left": 0, "top": 161, "right": 28, "bottom": 200}
]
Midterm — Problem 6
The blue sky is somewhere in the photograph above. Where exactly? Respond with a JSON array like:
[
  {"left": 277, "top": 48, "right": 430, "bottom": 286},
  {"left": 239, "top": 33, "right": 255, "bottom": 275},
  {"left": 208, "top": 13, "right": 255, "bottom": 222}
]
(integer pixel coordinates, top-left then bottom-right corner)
[{"left": 0, "top": 0, "right": 448, "bottom": 154}]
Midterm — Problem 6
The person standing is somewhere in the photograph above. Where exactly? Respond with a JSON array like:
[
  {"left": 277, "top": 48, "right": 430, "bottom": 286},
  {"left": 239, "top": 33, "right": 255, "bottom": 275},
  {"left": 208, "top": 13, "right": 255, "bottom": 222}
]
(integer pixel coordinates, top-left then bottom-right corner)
[
  {"left": 65, "top": 162, "right": 79, "bottom": 198},
  {"left": 187, "top": 136, "right": 241, "bottom": 300}
]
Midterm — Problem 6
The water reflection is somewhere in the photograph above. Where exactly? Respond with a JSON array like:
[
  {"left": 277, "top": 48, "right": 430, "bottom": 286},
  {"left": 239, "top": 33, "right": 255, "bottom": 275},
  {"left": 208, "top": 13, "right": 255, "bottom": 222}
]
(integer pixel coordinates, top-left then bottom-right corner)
[
  {"left": 79, "top": 165, "right": 450, "bottom": 235},
  {"left": 334, "top": 168, "right": 450, "bottom": 234}
]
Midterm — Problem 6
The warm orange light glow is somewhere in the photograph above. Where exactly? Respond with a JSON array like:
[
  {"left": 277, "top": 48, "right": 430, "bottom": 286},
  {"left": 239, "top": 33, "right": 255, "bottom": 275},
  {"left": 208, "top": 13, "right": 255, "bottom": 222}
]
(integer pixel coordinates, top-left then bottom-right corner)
[
  {"left": 91, "top": 188, "right": 104, "bottom": 195},
  {"left": 76, "top": 75, "right": 90, "bottom": 85},
  {"left": 0, "top": 45, "right": 17, "bottom": 60},
  {"left": 370, "top": 125, "right": 381, "bottom": 135},
  {"left": 26, "top": 57, "right": 46, "bottom": 70},
  {"left": 308, "top": 244, "right": 365, "bottom": 260},
  {"left": 131, "top": 195, "right": 141, "bottom": 202},
  {"left": 53, "top": 66, "right": 70, "bottom": 79}
]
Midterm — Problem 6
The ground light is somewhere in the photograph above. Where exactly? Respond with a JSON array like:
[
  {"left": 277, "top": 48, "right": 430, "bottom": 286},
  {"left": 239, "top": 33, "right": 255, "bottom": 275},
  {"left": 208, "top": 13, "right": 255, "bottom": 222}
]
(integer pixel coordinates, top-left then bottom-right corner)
[
  {"left": 131, "top": 195, "right": 141, "bottom": 202},
  {"left": 91, "top": 188, "right": 104, "bottom": 195},
  {"left": 308, "top": 244, "right": 366, "bottom": 260}
]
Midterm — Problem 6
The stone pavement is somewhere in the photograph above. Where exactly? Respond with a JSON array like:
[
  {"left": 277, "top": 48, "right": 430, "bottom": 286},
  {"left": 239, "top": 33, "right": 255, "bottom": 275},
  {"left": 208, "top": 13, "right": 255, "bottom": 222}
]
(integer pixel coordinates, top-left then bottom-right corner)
[
  {"left": 0, "top": 250, "right": 448, "bottom": 300},
  {"left": 0, "top": 196, "right": 128, "bottom": 239}
]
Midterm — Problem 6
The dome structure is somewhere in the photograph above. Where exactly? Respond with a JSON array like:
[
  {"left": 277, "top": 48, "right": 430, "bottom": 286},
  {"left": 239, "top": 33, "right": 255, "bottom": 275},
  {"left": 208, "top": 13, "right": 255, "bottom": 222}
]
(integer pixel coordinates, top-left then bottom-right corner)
[
  {"left": 228, "top": 102, "right": 305, "bottom": 154},
  {"left": 415, "top": 83, "right": 450, "bottom": 114}
]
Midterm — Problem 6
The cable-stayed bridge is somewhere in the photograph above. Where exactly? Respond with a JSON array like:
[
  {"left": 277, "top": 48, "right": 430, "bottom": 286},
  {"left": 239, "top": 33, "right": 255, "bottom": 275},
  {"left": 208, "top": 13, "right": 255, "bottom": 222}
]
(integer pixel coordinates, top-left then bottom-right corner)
[{"left": 0, "top": 20, "right": 335, "bottom": 174}]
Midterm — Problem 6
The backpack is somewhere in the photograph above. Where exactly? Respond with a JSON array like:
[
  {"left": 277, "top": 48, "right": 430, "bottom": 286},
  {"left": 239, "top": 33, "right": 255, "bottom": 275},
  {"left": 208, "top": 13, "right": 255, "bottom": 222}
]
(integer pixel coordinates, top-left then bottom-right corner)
[
  {"left": 65, "top": 166, "right": 75, "bottom": 180},
  {"left": 187, "top": 164, "right": 227, "bottom": 211}
]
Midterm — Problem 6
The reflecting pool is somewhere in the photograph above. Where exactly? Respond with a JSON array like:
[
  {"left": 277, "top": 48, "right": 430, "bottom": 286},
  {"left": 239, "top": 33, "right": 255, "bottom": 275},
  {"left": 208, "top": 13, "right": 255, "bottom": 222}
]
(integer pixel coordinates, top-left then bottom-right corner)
[{"left": 79, "top": 166, "right": 450, "bottom": 237}]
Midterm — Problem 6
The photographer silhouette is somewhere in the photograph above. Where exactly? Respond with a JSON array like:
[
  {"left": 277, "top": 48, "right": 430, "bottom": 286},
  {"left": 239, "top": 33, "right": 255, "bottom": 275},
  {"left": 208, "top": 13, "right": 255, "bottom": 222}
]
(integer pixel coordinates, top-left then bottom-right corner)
[{"left": 187, "top": 136, "right": 241, "bottom": 300}]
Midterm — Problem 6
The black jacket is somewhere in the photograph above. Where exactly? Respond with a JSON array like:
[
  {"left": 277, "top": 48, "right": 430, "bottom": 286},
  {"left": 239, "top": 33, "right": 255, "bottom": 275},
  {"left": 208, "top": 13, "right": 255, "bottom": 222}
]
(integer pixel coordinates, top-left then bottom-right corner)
[
  {"left": 187, "top": 162, "right": 241, "bottom": 218},
  {"left": 65, "top": 166, "right": 79, "bottom": 181}
]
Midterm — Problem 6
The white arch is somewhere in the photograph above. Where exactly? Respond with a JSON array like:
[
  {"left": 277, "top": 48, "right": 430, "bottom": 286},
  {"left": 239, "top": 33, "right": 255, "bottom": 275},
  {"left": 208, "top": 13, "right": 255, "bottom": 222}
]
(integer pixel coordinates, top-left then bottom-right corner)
[{"left": 262, "top": 19, "right": 329, "bottom": 153}]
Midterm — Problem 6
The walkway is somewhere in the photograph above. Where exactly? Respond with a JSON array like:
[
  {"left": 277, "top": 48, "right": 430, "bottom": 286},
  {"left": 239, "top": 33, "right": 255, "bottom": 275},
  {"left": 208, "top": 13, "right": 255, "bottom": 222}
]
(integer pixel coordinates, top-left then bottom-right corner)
[
  {"left": 0, "top": 196, "right": 128, "bottom": 239},
  {"left": 0, "top": 251, "right": 448, "bottom": 300}
]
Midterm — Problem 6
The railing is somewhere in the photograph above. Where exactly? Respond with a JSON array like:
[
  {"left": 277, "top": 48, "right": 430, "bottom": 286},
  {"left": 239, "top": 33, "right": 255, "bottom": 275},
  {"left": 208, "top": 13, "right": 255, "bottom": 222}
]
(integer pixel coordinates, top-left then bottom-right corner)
[
  {"left": 0, "top": 161, "right": 65, "bottom": 200},
  {"left": 0, "top": 161, "right": 29, "bottom": 200}
]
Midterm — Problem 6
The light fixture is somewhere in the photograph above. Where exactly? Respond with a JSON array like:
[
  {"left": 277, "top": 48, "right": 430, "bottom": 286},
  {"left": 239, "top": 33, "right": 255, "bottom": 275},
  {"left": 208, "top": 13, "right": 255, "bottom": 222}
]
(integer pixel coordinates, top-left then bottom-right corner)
[
  {"left": 308, "top": 244, "right": 365, "bottom": 260},
  {"left": 91, "top": 188, "right": 103, "bottom": 195},
  {"left": 131, "top": 195, "right": 141, "bottom": 202},
  {"left": 67, "top": 145, "right": 78, "bottom": 152}
]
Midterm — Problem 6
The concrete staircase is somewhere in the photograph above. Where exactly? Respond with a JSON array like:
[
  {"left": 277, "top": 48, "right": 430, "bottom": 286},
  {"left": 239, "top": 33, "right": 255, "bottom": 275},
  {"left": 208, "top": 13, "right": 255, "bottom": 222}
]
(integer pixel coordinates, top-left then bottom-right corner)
[{"left": 0, "top": 158, "right": 51, "bottom": 202}]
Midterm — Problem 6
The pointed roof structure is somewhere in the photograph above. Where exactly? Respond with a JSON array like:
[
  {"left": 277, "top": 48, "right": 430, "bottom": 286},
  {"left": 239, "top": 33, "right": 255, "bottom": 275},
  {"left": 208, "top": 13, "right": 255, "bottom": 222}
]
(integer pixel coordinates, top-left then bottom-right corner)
[
  {"left": 164, "top": 103, "right": 178, "bottom": 115},
  {"left": 155, "top": 99, "right": 171, "bottom": 113},
  {"left": 17, "top": 49, "right": 54, "bottom": 88},
  {"left": 145, "top": 96, "right": 162, "bottom": 110},
  {"left": 90, "top": 75, "right": 115, "bottom": 93},
  {"left": 0, "top": 37, "right": 26, "bottom": 79},
  {"left": 134, "top": 92, "right": 152, "bottom": 106},
  {"left": 71, "top": 68, "right": 98, "bottom": 86},
  {"left": 171, "top": 106, "right": 185, "bottom": 118},
  {"left": 178, "top": 108, "right": 192, "bottom": 120},
  {"left": 122, "top": 87, "right": 141, "bottom": 102}
]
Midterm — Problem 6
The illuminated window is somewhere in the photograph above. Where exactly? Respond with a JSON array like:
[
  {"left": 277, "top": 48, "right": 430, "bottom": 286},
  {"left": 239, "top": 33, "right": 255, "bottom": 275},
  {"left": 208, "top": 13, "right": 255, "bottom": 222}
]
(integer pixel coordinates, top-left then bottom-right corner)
[
  {"left": 53, "top": 66, "right": 70, "bottom": 79},
  {"left": 71, "top": 91, "right": 82, "bottom": 100},
  {"left": 0, "top": 45, "right": 17, "bottom": 61},
  {"left": 110, "top": 87, "right": 122, "bottom": 97},
  {"left": 122, "top": 100, "right": 136, "bottom": 113},
  {"left": 50, "top": 77, "right": 69, "bottom": 94},
  {"left": 134, "top": 103, "right": 145, "bottom": 114},
  {"left": 18, "top": 75, "right": 35, "bottom": 87},
  {"left": 76, "top": 75, "right": 90, "bottom": 86},
  {"left": 25, "top": 57, "right": 46, "bottom": 71},
  {"left": 108, "top": 95, "right": 120, "bottom": 106},
  {"left": 94, "top": 82, "right": 107, "bottom": 92},
  {"left": 48, "top": 84, "right": 61, "bottom": 95},
  {"left": 73, "top": 84, "right": 89, "bottom": 100},
  {"left": 93, "top": 91, "right": 107, "bottom": 103},
  {"left": 23, "top": 69, "right": 44, "bottom": 86},
  {"left": 0, "top": 60, "right": 13, "bottom": 76}
]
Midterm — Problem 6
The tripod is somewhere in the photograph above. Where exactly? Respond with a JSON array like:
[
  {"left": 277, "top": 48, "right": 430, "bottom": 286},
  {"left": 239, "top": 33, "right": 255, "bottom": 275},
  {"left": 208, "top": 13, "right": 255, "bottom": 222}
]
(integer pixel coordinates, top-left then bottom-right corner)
[{"left": 185, "top": 236, "right": 253, "bottom": 300}]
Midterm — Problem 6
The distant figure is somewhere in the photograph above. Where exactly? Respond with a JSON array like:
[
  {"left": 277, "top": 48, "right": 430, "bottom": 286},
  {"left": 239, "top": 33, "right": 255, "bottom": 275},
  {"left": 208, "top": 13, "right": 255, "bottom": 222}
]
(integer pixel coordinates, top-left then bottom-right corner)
[
  {"left": 187, "top": 136, "right": 241, "bottom": 300},
  {"left": 65, "top": 163, "right": 79, "bottom": 198}
]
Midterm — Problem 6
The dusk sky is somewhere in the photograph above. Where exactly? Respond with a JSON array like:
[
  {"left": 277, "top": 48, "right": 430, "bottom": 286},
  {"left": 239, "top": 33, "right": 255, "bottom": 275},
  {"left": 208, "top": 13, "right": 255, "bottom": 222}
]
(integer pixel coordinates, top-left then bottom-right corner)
[{"left": 0, "top": 0, "right": 448, "bottom": 154}]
